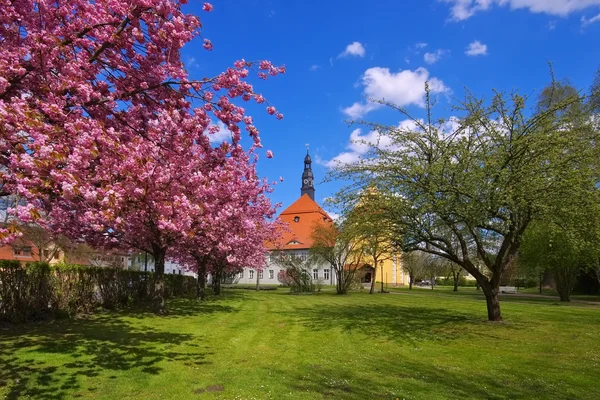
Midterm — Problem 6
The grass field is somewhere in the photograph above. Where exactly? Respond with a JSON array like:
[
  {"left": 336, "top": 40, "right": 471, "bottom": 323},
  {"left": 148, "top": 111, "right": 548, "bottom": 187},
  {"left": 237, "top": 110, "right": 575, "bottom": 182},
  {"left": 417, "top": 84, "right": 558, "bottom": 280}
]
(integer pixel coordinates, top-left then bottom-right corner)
[{"left": 1, "top": 288, "right": 599, "bottom": 399}]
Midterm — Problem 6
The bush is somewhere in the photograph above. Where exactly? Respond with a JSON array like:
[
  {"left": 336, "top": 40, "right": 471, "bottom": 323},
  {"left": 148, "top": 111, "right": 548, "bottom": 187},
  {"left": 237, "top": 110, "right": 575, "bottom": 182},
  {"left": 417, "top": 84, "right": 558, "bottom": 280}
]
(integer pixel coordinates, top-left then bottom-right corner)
[{"left": 0, "top": 262, "right": 196, "bottom": 323}]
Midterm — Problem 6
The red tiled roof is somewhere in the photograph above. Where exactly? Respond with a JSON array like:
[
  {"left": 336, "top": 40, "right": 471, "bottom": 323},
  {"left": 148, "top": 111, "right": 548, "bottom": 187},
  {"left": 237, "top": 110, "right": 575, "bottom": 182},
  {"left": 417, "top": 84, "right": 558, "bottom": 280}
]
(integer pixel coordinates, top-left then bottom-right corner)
[{"left": 267, "top": 194, "right": 333, "bottom": 250}]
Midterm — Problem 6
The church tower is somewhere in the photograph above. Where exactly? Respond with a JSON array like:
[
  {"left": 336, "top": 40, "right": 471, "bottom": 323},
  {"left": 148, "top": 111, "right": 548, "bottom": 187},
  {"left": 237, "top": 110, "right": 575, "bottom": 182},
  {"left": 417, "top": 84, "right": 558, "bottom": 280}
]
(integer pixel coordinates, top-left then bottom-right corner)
[{"left": 301, "top": 150, "right": 315, "bottom": 200}]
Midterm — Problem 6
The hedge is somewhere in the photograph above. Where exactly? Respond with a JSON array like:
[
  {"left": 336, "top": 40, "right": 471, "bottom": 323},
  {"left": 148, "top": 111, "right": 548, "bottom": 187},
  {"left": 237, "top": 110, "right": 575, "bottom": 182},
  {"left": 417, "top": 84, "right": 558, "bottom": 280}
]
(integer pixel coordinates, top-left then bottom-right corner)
[{"left": 0, "top": 261, "right": 196, "bottom": 322}]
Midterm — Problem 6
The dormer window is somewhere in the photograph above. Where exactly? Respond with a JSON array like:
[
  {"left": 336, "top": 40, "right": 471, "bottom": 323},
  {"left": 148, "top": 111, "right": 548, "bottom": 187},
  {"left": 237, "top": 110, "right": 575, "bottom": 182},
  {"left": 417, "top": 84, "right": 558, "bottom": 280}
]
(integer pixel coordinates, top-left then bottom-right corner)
[{"left": 294, "top": 216, "right": 300, "bottom": 223}]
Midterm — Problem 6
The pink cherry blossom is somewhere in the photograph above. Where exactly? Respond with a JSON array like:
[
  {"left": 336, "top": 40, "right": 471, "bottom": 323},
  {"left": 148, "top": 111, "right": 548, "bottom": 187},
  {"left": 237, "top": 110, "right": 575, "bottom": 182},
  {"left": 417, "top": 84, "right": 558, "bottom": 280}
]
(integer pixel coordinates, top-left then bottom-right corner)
[{"left": 0, "top": 0, "right": 286, "bottom": 311}]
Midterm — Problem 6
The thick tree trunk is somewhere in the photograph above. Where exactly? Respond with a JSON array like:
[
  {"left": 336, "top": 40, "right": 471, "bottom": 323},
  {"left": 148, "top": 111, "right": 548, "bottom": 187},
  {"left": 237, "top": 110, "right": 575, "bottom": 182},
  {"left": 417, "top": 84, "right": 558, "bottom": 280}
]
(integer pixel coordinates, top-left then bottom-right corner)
[
  {"left": 453, "top": 273, "right": 459, "bottom": 292},
  {"left": 197, "top": 263, "right": 207, "bottom": 301},
  {"left": 481, "top": 281, "right": 502, "bottom": 321},
  {"left": 409, "top": 274, "right": 413, "bottom": 290},
  {"left": 256, "top": 269, "right": 260, "bottom": 291},
  {"left": 152, "top": 246, "right": 167, "bottom": 314}
]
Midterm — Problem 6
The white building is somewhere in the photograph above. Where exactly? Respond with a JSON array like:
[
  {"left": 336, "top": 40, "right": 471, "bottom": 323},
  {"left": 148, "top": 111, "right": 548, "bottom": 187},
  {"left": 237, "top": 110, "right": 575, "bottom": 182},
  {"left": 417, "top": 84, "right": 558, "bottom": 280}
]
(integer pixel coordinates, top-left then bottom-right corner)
[{"left": 236, "top": 151, "right": 336, "bottom": 286}]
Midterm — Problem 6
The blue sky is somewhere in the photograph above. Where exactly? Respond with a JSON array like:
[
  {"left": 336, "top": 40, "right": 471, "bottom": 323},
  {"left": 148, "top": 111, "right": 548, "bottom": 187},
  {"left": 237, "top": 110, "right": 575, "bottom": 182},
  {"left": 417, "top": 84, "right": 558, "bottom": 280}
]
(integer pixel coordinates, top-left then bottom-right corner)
[{"left": 180, "top": 0, "right": 600, "bottom": 215}]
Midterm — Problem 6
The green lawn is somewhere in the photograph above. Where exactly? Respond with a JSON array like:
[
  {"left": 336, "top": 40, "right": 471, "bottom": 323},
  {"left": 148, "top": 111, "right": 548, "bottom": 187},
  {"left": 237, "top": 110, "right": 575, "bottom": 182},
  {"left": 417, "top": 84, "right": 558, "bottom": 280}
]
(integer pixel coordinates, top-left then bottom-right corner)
[{"left": 1, "top": 289, "right": 600, "bottom": 399}]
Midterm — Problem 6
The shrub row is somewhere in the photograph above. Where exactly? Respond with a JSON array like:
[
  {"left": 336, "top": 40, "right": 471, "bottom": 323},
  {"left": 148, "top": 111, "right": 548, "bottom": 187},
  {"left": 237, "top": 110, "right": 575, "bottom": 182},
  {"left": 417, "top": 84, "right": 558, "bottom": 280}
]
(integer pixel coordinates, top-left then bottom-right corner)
[{"left": 0, "top": 261, "right": 196, "bottom": 322}]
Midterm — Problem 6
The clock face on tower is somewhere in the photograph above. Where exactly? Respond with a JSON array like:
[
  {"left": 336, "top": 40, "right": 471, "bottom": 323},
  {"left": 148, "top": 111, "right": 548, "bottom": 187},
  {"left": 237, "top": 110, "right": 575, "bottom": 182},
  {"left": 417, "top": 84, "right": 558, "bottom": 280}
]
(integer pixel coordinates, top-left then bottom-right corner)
[{"left": 303, "top": 179, "right": 308, "bottom": 184}]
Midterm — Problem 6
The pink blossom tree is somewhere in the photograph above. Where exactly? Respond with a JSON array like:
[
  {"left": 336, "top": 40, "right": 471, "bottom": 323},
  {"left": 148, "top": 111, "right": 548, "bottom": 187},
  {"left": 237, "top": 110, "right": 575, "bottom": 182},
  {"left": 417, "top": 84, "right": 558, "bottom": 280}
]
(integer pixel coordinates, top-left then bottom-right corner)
[
  {"left": 170, "top": 147, "right": 281, "bottom": 300},
  {"left": 0, "top": 1, "right": 284, "bottom": 312},
  {"left": 0, "top": 0, "right": 283, "bottom": 241}
]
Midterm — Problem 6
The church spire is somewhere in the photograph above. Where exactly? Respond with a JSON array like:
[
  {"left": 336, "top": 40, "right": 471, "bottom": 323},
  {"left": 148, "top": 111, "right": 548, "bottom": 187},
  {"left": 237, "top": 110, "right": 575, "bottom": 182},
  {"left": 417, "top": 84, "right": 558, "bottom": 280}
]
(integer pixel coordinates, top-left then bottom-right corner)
[{"left": 301, "top": 149, "right": 315, "bottom": 200}]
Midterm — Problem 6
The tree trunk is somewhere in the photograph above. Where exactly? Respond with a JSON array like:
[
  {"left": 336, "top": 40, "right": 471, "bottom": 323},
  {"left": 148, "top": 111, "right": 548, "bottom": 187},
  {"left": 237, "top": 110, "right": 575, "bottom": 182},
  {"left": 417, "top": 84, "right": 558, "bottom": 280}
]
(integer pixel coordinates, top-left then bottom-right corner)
[
  {"left": 369, "top": 265, "right": 376, "bottom": 294},
  {"left": 481, "top": 281, "right": 502, "bottom": 321},
  {"left": 256, "top": 269, "right": 260, "bottom": 291},
  {"left": 212, "top": 267, "right": 222, "bottom": 295},
  {"left": 197, "top": 263, "right": 207, "bottom": 301},
  {"left": 152, "top": 246, "right": 167, "bottom": 314},
  {"left": 476, "top": 280, "right": 480, "bottom": 290},
  {"left": 409, "top": 274, "right": 413, "bottom": 290},
  {"left": 431, "top": 274, "right": 434, "bottom": 290},
  {"left": 453, "top": 273, "right": 459, "bottom": 292},
  {"left": 539, "top": 271, "right": 543, "bottom": 294},
  {"left": 336, "top": 268, "right": 346, "bottom": 295}
]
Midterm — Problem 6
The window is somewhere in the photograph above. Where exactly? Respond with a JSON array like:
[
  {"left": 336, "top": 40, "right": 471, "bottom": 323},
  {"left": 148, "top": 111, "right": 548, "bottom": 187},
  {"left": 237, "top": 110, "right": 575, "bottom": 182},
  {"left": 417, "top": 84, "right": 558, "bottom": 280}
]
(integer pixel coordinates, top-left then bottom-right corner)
[
  {"left": 239, "top": 270, "right": 244, "bottom": 279},
  {"left": 294, "top": 216, "right": 300, "bottom": 223},
  {"left": 324, "top": 269, "right": 330, "bottom": 280},
  {"left": 259, "top": 270, "right": 264, "bottom": 279},
  {"left": 298, "top": 252, "right": 308, "bottom": 261},
  {"left": 269, "top": 270, "right": 274, "bottom": 279},
  {"left": 13, "top": 246, "right": 32, "bottom": 257},
  {"left": 249, "top": 270, "right": 254, "bottom": 279},
  {"left": 313, "top": 269, "right": 319, "bottom": 280}
]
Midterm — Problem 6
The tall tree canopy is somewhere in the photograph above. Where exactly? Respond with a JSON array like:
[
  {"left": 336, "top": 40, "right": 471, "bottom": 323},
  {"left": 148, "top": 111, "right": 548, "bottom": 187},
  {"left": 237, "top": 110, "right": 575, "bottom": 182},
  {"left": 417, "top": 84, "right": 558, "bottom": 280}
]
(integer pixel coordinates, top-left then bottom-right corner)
[
  {"left": 0, "top": 0, "right": 284, "bottom": 242},
  {"left": 331, "top": 81, "right": 598, "bottom": 321}
]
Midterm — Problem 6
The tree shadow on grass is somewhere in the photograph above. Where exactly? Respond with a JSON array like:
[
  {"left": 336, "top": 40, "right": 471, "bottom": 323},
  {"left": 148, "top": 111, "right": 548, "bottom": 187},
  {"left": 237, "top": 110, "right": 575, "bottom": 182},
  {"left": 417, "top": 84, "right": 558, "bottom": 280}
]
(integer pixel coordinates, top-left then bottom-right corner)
[
  {"left": 271, "top": 356, "right": 564, "bottom": 400},
  {"left": 283, "top": 303, "right": 522, "bottom": 343},
  {"left": 0, "top": 311, "right": 210, "bottom": 399},
  {"left": 111, "top": 294, "right": 241, "bottom": 320}
]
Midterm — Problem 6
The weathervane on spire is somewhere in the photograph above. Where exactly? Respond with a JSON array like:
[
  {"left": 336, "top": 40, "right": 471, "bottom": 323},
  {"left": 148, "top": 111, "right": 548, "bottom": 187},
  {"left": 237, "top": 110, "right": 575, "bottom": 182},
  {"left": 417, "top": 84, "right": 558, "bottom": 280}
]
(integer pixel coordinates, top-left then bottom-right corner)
[{"left": 305, "top": 143, "right": 310, "bottom": 154}]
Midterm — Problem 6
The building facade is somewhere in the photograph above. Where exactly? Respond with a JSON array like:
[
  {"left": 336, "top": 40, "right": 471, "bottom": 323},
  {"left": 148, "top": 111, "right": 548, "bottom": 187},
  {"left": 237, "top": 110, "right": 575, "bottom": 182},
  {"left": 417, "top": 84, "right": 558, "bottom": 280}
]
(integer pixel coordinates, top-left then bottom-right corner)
[{"left": 236, "top": 151, "right": 336, "bottom": 285}]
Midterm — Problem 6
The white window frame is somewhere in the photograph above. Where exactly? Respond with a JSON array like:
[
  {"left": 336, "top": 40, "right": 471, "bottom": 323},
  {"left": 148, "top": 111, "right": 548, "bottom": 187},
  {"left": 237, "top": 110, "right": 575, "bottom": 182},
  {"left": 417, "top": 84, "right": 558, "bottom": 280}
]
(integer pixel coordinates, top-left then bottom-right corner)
[
  {"left": 249, "top": 270, "right": 254, "bottom": 280},
  {"left": 313, "top": 269, "right": 319, "bottom": 280},
  {"left": 259, "top": 270, "right": 264, "bottom": 279},
  {"left": 324, "top": 269, "right": 330, "bottom": 280},
  {"left": 269, "top": 270, "right": 274, "bottom": 279}
]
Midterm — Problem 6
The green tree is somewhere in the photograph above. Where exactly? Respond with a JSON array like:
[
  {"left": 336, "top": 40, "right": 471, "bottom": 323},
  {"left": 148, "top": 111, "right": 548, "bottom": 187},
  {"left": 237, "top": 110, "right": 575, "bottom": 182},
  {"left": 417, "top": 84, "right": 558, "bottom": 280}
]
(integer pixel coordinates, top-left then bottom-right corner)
[
  {"left": 309, "top": 221, "right": 364, "bottom": 295},
  {"left": 345, "top": 193, "right": 396, "bottom": 294},
  {"left": 401, "top": 251, "right": 430, "bottom": 290},
  {"left": 520, "top": 222, "right": 584, "bottom": 301},
  {"left": 331, "top": 80, "right": 597, "bottom": 321}
]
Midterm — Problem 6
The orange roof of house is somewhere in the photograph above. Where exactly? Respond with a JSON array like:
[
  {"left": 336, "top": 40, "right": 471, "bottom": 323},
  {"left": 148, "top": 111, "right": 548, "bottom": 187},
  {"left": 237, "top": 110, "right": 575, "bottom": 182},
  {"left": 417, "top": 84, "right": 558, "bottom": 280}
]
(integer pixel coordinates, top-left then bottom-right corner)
[{"left": 267, "top": 194, "right": 333, "bottom": 251}]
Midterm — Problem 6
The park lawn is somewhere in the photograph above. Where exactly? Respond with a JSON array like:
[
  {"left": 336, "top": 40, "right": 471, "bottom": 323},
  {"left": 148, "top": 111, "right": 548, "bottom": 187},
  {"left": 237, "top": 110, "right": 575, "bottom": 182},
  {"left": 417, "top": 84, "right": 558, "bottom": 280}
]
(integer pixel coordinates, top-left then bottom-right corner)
[
  {"left": 388, "top": 285, "right": 600, "bottom": 303},
  {"left": 1, "top": 290, "right": 599, "bottom": 400}
]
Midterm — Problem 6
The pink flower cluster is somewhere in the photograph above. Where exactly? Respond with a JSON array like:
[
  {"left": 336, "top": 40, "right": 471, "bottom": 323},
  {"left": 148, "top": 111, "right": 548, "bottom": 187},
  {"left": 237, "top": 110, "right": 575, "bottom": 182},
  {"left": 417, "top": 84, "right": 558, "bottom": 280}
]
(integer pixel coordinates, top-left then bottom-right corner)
[{"left": 0, "top": 0, "right": 285, "bottom": 300}]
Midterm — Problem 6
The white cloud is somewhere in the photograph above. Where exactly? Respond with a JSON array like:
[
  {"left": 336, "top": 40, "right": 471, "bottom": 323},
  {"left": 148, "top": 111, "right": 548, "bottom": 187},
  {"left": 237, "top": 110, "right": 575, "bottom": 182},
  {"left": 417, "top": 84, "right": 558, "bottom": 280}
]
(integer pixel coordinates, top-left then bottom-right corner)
[
  {"left": 342, "top": 67, "right": 449, "bottom": 118},
  {"left": 309, "top": 64, "right": 321, "bottom": 71},
  {"left": 442, "top": 0, "right": 600, "bottom": 21},
  {"left": 325, "top": 128, "right": 392, "bottom": 168},
  {"left": 415, "top": 42, "right": 428, "bottom": 49},
  {"left": 342, "top": 102, "right": 380, "bottom": 119},
  {"left": 465, "top": 40, "right": 488, "bottom": 56},
  {"left": 339, "top": 41, "right": 366, "bottom": 58},
  {"left": 186, "top": 56, "right": 199, "bottom": 69},
  {"left": 424, "top": 49, "right": 449, "bottom": 64},
  {"left": 207, "top": 121, "right": 232, "bottom": 144},
  {"left": 582, "top": 12, "right": 600, "bottom": 26}
]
